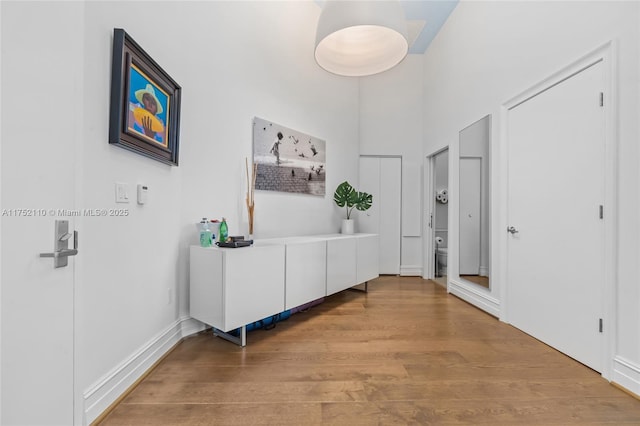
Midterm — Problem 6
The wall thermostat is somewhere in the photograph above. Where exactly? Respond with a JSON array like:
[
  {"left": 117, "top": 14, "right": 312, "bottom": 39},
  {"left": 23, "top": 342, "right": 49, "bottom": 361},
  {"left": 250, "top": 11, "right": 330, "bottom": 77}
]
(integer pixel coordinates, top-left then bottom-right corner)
[{"left": 137, "top": 184, "right": 148, "bottom": 205}]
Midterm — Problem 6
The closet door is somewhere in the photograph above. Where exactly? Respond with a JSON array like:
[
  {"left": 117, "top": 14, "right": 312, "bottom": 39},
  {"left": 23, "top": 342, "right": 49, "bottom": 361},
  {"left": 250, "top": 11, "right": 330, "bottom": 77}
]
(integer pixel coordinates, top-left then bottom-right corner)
[{"left": 359, "top": 157, "right": 401, "bottom": 274}]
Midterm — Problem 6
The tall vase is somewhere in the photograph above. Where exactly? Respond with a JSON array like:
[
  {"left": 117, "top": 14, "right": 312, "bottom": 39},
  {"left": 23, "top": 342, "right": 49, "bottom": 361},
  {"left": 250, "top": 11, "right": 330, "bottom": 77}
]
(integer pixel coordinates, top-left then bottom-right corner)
[
  {"left": 341, "top": 219, "right": 354, "bottom": 235},
  {"left": 248, "top": 205, "right": 254, "bottom": 239}
]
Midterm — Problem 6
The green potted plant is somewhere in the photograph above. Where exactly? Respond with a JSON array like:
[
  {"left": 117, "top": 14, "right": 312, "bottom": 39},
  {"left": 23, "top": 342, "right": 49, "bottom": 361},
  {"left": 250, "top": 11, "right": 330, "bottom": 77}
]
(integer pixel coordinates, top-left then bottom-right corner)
[{"left": 333, "top": 181, "right": 373, "bottom": 234}]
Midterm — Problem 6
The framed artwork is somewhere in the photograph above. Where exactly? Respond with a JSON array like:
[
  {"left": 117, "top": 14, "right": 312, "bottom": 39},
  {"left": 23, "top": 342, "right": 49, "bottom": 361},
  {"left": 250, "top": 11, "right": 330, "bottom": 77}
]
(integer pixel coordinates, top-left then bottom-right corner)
[
  {"left": 109, "top": 28, "right": 181, "bottom": 166},
  {"left": 253, "top": 117, "right": 326, "bottom": 196}
]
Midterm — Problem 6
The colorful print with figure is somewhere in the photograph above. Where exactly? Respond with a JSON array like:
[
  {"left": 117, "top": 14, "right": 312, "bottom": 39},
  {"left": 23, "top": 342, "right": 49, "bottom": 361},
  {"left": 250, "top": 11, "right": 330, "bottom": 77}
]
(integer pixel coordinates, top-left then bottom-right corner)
[{"left": 127, "top": 63, "right": 170, "bottom": 147}]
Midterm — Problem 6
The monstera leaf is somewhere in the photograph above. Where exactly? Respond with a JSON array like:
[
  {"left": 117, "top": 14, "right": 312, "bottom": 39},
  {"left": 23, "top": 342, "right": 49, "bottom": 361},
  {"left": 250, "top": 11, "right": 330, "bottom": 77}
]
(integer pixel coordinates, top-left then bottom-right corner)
[
  {"left": 334, "top": 181, "right": 373, "bottom": 219},
  {"left": 333, "top": 181, "right": 358, "bottom": 208},
  {"left": 355, "top": 192, "right": 373, "bottom": 212}
]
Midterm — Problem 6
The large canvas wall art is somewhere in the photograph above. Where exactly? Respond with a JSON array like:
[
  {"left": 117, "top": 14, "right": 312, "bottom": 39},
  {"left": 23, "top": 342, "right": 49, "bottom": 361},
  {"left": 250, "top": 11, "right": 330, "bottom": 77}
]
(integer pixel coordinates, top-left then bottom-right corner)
[{"left": 253, "top": 117, "right": 326, "bottom": 196}]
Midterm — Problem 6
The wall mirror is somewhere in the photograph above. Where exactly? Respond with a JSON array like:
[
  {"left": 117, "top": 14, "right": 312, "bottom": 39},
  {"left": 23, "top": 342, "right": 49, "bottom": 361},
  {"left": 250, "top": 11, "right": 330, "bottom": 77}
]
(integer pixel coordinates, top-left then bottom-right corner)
[{"left": 458, "top": 115, "right": 491, "bottom": 289}]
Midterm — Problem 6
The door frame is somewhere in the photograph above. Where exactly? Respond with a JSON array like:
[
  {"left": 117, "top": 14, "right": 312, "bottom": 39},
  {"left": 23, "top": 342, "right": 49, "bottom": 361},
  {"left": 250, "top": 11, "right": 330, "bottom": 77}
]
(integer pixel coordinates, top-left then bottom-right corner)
[{"left": 499, "top": 41, "right": 617, "bottom": 380}]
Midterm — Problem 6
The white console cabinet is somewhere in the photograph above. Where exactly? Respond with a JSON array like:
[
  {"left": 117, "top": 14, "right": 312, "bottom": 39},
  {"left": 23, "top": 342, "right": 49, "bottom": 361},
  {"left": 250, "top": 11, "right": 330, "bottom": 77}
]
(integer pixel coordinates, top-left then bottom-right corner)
[
  {"left": 283, "top": 238, "right": 327, "bottom": 310},
  {"left": 356, "top": 234, "right": 379, "bottom": 284},
  {"left": 326, "top": 234, "right": 379, "bottom": 294},
  {"left": 190, "top": 244, "right": 285, "bottom": 334},
  {"left": 190, "top": 233, "right": 378, "bottom": 346},
  {"left": 326, "top": 236, "right": 357, "bottom": 294}
]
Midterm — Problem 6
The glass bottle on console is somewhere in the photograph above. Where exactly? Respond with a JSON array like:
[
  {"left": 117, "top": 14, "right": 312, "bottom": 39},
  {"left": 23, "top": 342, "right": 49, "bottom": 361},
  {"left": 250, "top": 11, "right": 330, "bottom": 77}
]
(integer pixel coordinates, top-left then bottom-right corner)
[{"left": 219, "top": 218, "right": 228, "bottom": 243}]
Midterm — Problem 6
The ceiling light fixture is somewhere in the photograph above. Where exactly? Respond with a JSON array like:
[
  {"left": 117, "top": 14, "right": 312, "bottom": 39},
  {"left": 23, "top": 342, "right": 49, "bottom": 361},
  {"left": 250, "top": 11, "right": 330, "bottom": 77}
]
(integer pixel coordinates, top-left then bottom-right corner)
[{"left": 314, "top": 0, "right": 409, "bottom": 77}]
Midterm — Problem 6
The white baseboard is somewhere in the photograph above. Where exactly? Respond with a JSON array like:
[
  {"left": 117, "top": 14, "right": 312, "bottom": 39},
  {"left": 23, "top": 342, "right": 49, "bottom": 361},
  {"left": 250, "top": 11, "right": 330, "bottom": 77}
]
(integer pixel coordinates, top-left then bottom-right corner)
[
  {"left": 612, "top": 356, "right": 640, "bottom": 398},
  {"left": 83, "top": 317, "right": 205, "bottom": 424},
  {"left": 180, "top": 316, "right": 207, "bottom": 337},
  {"left": 400, "top": 265, "right": 423, "bottom": 276},
  {"left": 479, "top": 266, "right": 489, "bottom": 277},
  {"left": 448, "top": 279, "right": 500, "bottom": 317}
]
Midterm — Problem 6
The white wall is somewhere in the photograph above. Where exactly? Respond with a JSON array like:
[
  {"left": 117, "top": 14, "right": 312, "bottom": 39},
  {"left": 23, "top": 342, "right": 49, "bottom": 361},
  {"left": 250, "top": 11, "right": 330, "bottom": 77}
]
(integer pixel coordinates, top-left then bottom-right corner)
[
  {"left": 423, "top": 0, "right": 640, "bottom": 393},
  {"left": 359, "top": 56, "right": 424, "bottom": 275},
  {"left": 3, "top": 1, "right": 360, "bottom": 423}
]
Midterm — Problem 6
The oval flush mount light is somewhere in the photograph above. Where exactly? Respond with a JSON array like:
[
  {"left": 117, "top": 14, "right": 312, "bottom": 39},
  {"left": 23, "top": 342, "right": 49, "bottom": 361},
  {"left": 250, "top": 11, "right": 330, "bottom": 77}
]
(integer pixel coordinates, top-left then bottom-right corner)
[{"left": 315, "top": 0, "right": 409, "bottom": 77}]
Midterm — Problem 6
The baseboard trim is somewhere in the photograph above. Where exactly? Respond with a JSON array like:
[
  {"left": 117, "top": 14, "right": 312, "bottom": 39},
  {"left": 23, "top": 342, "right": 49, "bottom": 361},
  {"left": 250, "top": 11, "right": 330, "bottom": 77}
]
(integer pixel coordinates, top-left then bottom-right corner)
[
  {"left": 84, "top": 317, "right": 205, "bottom": 424},
  {"left": 448, "top": 279, "right": 500, "bottom": 317},
  {"left": 400, "top": 265, "right": 423, "bottom": 276},
  {"left": 612, "top": 356, "right": 640, "bottom": 398}
]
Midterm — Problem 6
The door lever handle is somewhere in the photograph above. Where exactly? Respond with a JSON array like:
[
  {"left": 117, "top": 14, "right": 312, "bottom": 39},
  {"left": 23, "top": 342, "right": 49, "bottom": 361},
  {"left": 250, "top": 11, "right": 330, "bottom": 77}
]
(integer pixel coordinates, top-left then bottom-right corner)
[
  {"left": 507, "top": 226, "right": 519, "bottom": 234},
  {"left": 40, "top": 220, "right": 78, "bottom": 268},
  {"left": 40, "top": 248, "right": 78, "bottom": 258},
  {"left": 40, "top": 231, "right": 79, "bottom": 257}
]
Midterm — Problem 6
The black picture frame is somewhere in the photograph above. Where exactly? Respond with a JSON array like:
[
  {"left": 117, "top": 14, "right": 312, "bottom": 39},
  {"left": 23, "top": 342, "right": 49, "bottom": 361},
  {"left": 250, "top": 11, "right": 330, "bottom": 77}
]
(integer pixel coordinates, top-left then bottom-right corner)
[{"left": 109, "top": 28, "right": 181, "bottom": 166}]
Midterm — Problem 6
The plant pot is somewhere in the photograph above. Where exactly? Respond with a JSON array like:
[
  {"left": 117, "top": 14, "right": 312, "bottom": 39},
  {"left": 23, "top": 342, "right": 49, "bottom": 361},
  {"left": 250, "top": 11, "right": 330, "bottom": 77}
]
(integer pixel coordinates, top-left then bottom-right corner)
[{"left": 341, "top": 219, "right": 354, "bottom": 235}]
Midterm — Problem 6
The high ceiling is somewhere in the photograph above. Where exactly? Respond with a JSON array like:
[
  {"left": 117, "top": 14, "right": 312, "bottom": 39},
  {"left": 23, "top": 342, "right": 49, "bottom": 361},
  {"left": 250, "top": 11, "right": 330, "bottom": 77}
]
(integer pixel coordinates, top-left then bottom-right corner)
[{"left": 315, "top": 1, "right": 459, "bottom": 54}]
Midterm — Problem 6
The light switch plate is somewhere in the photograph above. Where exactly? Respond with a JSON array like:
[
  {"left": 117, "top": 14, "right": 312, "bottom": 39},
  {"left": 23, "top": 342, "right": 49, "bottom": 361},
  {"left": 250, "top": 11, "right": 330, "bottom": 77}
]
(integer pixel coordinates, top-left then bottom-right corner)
[{"left": 115, "top": 182, "right": 129, "bottom": 203}]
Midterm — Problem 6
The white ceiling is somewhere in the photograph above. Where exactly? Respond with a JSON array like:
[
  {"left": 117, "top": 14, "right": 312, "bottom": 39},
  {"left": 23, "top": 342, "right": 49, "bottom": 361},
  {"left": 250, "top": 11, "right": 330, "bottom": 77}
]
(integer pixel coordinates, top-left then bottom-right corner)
[{"left": 315, "top": 1, "right": 459, "bottom": 54}]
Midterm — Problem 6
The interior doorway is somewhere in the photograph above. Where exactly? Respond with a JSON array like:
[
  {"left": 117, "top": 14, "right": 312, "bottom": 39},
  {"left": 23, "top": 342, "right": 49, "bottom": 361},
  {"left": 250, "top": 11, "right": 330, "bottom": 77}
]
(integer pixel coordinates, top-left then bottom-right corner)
[{"left": 429, "top": 149, "right": 449, "bottom": 287}]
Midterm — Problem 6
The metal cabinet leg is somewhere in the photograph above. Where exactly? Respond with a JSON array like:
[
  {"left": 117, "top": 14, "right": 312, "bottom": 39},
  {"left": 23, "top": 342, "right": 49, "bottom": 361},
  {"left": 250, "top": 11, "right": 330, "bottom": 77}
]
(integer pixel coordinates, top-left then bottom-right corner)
[
  {"left": 349, "top": 281, "right": 368, "bottom": 293},
  {"left": 213, "top": 326, "right": 246, "bottom": 347}
]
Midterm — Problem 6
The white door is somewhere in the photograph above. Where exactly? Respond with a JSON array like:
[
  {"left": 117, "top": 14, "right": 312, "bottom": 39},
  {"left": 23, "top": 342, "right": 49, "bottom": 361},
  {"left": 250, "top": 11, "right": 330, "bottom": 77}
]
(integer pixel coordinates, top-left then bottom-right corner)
[
  {"left": 507, "top": 61, "right": 605, "bottom": 372},
  {"left": 459, "top": 157, "right": 481, "bottom": 275},
  {"left": 1, "top": 2, "right": 80, "bottom": 423},
  {"left": 359, "top": 156, "right": 401, "bottom": 275}
]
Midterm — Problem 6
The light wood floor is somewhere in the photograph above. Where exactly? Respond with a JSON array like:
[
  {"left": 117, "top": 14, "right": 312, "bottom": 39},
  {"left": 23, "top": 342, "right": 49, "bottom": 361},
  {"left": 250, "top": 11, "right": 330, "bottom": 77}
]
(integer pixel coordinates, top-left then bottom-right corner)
[
  {"left": 431, "top": 275, "right": 447, "bottom": 288},
  {"left": 97, "top": 276, "right": 640, "bottom": 425}
]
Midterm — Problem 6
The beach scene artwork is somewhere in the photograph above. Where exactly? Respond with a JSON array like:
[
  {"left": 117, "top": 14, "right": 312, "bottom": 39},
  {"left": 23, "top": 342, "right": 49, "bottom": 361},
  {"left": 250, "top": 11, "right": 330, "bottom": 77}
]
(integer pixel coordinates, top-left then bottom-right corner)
[{"left": 253, "top": 117, "right": 326, "bottom": 196}]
